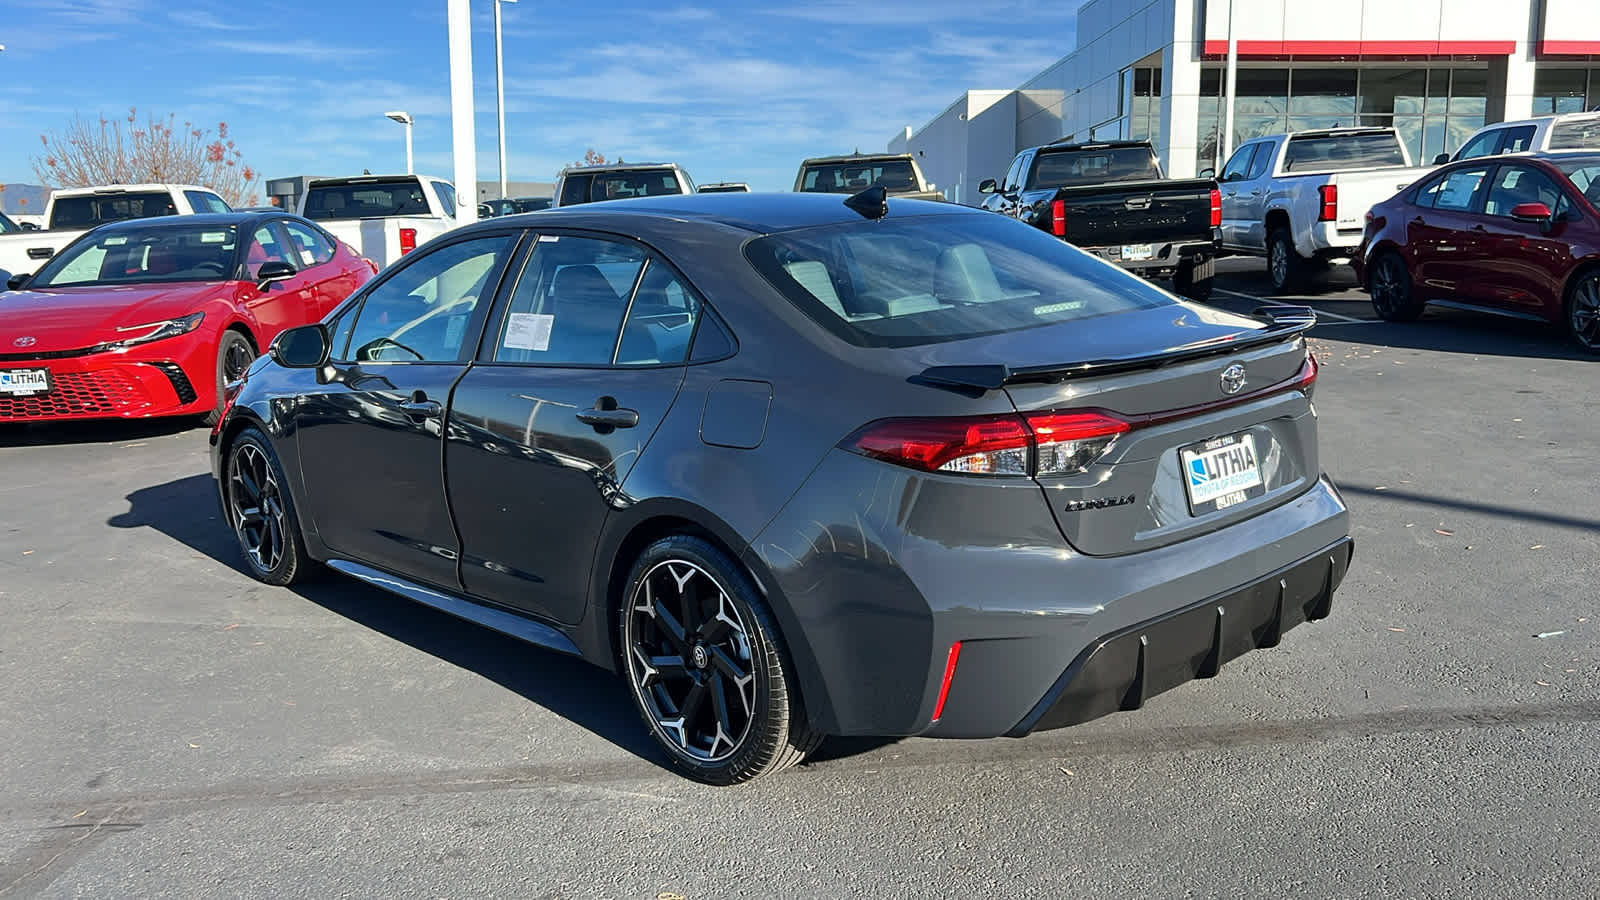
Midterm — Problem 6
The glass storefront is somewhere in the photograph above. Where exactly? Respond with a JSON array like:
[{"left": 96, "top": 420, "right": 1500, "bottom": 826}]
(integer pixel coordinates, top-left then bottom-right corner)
[
  {"left": 1196, "top": 65, "right": 1489, "bottom": 174},
  {"left": 1534, "top": 68, "right": 1599, "bottom": 115}
]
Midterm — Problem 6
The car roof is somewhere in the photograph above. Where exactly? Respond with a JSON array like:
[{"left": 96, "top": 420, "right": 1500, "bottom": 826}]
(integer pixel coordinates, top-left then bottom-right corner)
[
  {"left": 86, "top": 211, "right": 316, "bottom": 233},
  {"left": 561, "top": 163, "right": 679, "bottom": 174},
  {"left": 800, "top": 154, "right": 912, "bottom": 165},
  {"left": 461, "top": 191, "right": 972, "bottom": 235}
]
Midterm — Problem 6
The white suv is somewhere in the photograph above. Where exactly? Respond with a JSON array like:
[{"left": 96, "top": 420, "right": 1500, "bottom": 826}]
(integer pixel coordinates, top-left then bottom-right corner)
[{"left": 1449, "top": 111, "right": 1600, "bottom": 163}]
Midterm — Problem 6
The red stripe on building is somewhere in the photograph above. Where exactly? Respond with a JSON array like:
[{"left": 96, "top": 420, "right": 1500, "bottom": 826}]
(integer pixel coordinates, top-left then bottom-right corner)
[
  {"left": 1536, "top": 41, "right": 1600, "bottom": 56},
  {"left": 1201, "top": 40, "right": 1517, "bottom": 57}
]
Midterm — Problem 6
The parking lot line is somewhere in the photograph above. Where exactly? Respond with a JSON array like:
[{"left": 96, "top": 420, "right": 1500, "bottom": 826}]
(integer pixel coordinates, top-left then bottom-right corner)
[{"left": 1212, "top": 287, "right": 1378, "bottom": 325}]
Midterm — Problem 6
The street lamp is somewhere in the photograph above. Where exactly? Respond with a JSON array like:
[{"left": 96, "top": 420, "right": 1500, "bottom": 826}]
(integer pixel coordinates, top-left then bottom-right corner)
[
  {"left": 493, "top": 0, "right": 516, "bottom": 200},
  {"left": 385, "top": 110, "right": 414, "bottom": 175}
]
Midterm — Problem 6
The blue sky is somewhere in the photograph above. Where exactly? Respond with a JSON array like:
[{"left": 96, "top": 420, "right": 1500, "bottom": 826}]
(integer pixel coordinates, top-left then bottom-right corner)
[{"left": 0, "top": 0, "right": 1079, "bottom": 200}]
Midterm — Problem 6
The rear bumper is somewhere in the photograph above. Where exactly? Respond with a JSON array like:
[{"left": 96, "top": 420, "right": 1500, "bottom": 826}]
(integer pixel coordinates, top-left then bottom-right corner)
[
  {"left": 0, "top": 345, "right": 211, "bottom": 423},
  {"left": 1080, "top": 237, "right": 1219, "bottom": 277},
  {"left": 1300, "top": 222, "right": 1365, "bottom": 260},
  {"left": 1009, "top": 536, "right": 1352, "bottom": 735}
]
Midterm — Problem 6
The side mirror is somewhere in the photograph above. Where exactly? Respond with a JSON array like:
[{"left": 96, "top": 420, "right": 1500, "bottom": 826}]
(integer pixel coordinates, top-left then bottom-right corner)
[
  {"left": 978, "top": 178, "right": 998, "bottom": 194},
  {"left": 1199, "top": 167, "right": 1217, "bottom": 179},
  {"left": 5, "top": 272, "right": 30, "bottom": 291},
  {"left": 271, "top": 323, "right": 330, "bottom": 369},
  {"left": 1432, "top": 153, "right": 1451, "bottom": 166},
  {"left": 255, "top": 260, "right": 297, "bottom": 290},
  {"left": 1510, "top": 202, "right": 1553, "bottom": 224}
]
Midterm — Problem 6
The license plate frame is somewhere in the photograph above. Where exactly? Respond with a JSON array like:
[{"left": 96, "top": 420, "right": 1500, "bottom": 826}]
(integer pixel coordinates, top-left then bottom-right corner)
[
  {"left": 1180, "top": 432, "right": 1265, "bottom": 515},
  {"left": 0, "top": 368, "right": 51, "bottom": 396},
  {"left": 1121, "top": 243, "right": 1155, "bottom": 261}
]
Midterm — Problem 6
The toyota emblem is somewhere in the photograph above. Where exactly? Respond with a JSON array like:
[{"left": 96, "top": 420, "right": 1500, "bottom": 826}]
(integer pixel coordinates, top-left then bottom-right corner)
[
  {"left": 12, "top": 336, "right": 36, "bottom": 348},
  {"left": 1220, "top": 363, "right": 1247, "bottom": 395}
]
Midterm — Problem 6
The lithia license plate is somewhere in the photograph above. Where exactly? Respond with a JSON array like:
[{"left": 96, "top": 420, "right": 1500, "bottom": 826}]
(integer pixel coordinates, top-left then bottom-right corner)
[
  {"left": 0, "top": 368, "right": 50, "bottom": 396},
  {"left": 1180, "top": 432, "right": 1264, "bottom": 515}
]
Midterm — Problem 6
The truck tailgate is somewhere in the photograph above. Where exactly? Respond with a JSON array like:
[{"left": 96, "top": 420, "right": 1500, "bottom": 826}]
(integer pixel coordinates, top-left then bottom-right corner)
[
  {"left": 1057, "top": 178, "right": 1215, "bottom": 248},
  {"left": 1328, "top": 169, "right": 1428, "bottom": 230}
]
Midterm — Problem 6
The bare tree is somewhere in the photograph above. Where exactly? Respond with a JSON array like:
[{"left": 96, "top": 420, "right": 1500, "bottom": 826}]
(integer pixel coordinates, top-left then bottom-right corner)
[
  {"left": 569, "top": 148, "right": 608, "bottom": 168},
  {"left": 32, "top": 108, "right": 261, "bottom": 207}
]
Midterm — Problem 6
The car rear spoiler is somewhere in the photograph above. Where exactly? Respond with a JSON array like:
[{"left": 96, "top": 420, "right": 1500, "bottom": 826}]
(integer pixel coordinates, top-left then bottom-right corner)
[{"left": 911, "top": 306, "right": 1317, "bottom": 394}]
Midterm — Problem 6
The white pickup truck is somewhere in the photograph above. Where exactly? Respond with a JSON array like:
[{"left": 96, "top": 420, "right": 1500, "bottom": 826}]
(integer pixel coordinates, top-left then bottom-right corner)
[
  {"left": 0, "top": 183, "right": 231, "bottom": 282},
  {"left": 297, "top": 175, "right": 460, "bottom": 269},
  {"left": 1217, "top": 128, "right": 1432, "bottom": 292}
]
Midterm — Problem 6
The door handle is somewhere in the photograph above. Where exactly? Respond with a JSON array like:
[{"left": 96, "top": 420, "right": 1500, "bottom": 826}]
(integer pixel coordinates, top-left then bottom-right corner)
[
  {"left": 577, "top": 396, "right": 639, "bottom": 430},
  {"left": 399, "top": 392, "right": 442, "bottom": 418},
  {"left": 1470, "top": 224, "right": 1487, "bottom": 232},
  {"left": 1411, "top": 216, "right": 1426, "bottom": 225},
  {"left": 1249, "top": 189, "right": 1263, "bottom": 196}
]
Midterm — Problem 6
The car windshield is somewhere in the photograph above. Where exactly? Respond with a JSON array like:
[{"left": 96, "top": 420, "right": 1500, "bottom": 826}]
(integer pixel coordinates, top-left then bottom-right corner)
[
  {"left": 30, "top": 223, "right": 238, "bottom": 288},
  {"left": 744, "top": 213, "right": 1176, "bottom": 348},
  {"left": 302, "top": 179, "right": 430, "bottom": 220},
  {"left": 1031, "top": 147, "right": 1161, "bottom": 187},
  {"left": 1549, "top": 119, "right": 1600, "bottom": 152},
  {"left": 48, "top": 191, "right": 177, "bottom": 229},
  {"left": 1283, "top": 133, "right": 1407, "bottom": 173},
  {"left": 801, "top": 160, "right": 918, "bottom": 193},
  {"left": 1555, "top": 156, "right": 1600, "bottom": 207}
]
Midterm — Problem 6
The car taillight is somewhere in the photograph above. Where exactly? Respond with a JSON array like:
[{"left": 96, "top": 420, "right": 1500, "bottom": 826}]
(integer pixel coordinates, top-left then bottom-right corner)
[
  {"left": 399, "top": 227, "right": 418, "bottom": 254},
  {"left": 1050, "top": 198, "right": 1066, "bottom": 237},
  {"left": 1318, "top": 185, "right": 1337, "bottom": 222},
  {"left": 366, "top": 258, "right": 379, "bottom": 274},
  {"left": 1209, "top": 187, "right": 1222, "bottom": 227},
  {"left": 1295, "top": 350, "right": 1320, "bottom": 398},
  {"left": 844, "top": 410, "right": 1129, "bottom": 477}
]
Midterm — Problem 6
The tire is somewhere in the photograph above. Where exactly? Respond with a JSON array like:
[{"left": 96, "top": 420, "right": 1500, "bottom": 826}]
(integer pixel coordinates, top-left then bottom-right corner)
[
  {"left": 223, "top": 427, "right": 314, "bottom": 586},
  {"left": 1368, "top": 252, "right": 1424, "bottom": 322},
  {"left": 618, "top": 535, "right": 821, "bottom": 785},
  {"left": 1173, "top": 260, "right": 1213, "bottom": 302},
  {"left": 1267, "top": 227, "right": 1304, "bottom": 294},
  {"left": 205, "top": 329, "right": 256, "bottom": 426},
  {"left": 1565, "top": 270, "right": 1600, "bottom": 355}
]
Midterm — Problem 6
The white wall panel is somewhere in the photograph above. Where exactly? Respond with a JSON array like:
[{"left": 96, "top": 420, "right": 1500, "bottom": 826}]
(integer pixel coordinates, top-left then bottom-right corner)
[
  {"left": 1358, "top": 0, "right": 1438, "bottom": 42},
  {"left": 1544, "top": 0, "right": 1600, "bottom": 43}
]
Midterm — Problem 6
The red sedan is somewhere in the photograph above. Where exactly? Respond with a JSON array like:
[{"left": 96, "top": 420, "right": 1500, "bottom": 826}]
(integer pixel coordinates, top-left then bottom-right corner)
[
  {"left": 1353, "top": 152, "right": 1600, "bottom": 353},
  {"left": 0, "top": 212, "right": 375, "bottom": 423}
]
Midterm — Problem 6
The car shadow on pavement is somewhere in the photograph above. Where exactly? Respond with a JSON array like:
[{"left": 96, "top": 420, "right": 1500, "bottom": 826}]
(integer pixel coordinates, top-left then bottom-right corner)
[
  {"left": 109, "top": 473, "right": 670, "bottom": 771},
  {"left": 0, "top": 415, "right": 206, "bottom": 447},
  {"left": 1313, "top": 312, "right": 1593, "bottom": 361}
]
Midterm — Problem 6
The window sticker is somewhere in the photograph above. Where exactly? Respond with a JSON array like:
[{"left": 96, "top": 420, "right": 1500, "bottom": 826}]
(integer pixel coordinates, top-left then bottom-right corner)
[
  {"left": 537, "top": 234, "right": 560, "bottom": 243},
  {"left": 503, "top": 312, "right": 553, "bottom": 351},
  {"left": 300, "top": 249, "right": 316, "bottom": 267},
  {"left": 104, "top": 236, "right": 129, "bottom": 246},
  {"left": 201, "top": 231, "right": 228, "bottom": 243}
]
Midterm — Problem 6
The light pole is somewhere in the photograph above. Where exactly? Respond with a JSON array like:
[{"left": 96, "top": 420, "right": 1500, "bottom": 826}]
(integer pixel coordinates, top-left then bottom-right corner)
[
  {"left": 1221, "top": 0, "right": 1238, "bottom": 168},
  {"left": 385, "top": 111, "right": 414, "bottom": 175},
  {"left": 494, "top": 0, "right": 516, "bottom": 201}
]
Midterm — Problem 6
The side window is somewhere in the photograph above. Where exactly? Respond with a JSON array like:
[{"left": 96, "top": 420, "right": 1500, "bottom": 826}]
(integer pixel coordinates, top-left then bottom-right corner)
[
  {"left": 1244, "top": 144, "right": 1273, "bottom": 180},
  {"left": 559, "top": 175, "right": 592, "bottom": 207},
  {"left": 1220, "top": 144, "right": 1256, "bottom": 182},
  {"left": 1000, "top": 155, "right": 1026, "bottom": 192},
  {"left": 492, "top": 236, "right": 646, "bottom": 365},
  {"left": 281, "top": 220, "right": 335, "bottom": 267},
  {"left": 184, "top": 190, "right": 231, "bottom": 214},
  {"left": 1501, "top": 126, "right": 1537, "bottom": 155},
  {"left": 344, "top": 235, "right": 510, "bottom": 363},
  {"left": 1454, "top": 129, "right": 1502, "bottom": 161},
  {"left": 1430, "top": 166, "right": 1492, "bottom": 212},
  {"left": 622, "top": 261, "right": 703, "bottom": 365},
  {"left": 430, "top": 181, "right": 458, "bottom": 218},
  {"left": 245, "top": 224, "right": 294, "bottom": 279},
  {"left": 1484, "top": 166, "right": 1565, "bottom": 217}
]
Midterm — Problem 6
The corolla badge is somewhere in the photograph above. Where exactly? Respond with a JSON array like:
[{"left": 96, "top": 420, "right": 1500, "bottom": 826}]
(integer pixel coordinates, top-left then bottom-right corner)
[
  {"left": 12, "top": 336, "right": 36, "bottom": 348},
  {"left": 1220, "top": 363, "right": 1247, "bottom": 395}
]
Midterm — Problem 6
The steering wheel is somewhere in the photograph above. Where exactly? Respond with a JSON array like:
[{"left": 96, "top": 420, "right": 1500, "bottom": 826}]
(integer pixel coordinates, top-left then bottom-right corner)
[{"left": 356, "top": 336, "right": 425, "bottom": 361}]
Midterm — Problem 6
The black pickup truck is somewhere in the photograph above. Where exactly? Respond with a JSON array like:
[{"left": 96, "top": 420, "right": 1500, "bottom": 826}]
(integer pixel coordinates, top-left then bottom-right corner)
[{"left": 979, "top": 140, "right": 1221, "bottom": 300}]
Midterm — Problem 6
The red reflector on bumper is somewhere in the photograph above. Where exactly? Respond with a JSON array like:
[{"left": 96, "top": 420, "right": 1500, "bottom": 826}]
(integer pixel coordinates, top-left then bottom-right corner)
[{"left": 932, "top": 641, "right": 963, "bottom": 722}]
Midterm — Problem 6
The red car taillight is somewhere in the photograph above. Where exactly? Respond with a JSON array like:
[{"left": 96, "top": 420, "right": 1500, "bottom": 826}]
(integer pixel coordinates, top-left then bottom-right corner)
[
  {"left": 1318, "top": 185, "right": 1338, "bottom": 222},
  {"left": 844, "top": 410, "right": 1130, "bottom": 477},
  {"left": 1050, "top": 198, "right": 1067, "bottom": 237},
  {"left": 1209, "top": 187, "right": 1222, "bottom": 228},
  {"left": 399, "top": 227, "right": 418, "bottom": 255}
]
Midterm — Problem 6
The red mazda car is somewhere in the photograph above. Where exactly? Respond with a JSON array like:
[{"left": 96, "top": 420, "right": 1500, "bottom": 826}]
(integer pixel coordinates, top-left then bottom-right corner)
[
  {"left": 0, "top": 212, "right": 375, "bottom": 423},
  {"left": 1353, "top": 152, "right": 1600, "bottom": 353}
]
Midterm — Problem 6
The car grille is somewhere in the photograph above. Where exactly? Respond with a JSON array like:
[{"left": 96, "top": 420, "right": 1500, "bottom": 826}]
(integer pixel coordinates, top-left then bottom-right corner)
[{"left": 0, "top": 370, "right": 148, "bottom": 419}]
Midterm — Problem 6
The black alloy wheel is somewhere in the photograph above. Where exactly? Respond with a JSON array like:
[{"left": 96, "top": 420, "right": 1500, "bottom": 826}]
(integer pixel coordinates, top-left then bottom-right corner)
[
  {"left": 225, "top": 428, "right": 312, "bottom": 586},
  {"left": 1368, "top": 252, "right": 1423, "bottom": 322},
  {"left": 1566, "top": 271, "right": 1600, "bottom": 354},
  {"left": 207, "top": 330, "right": 256, "bottom": 425},
  {"left": 620, "top": 535, "right": 819, "bottom": 784}
]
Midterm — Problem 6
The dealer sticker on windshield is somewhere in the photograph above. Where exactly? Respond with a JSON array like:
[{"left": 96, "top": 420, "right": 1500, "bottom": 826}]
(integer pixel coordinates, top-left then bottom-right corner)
[
  {"left": 1180, "top": 432, "right": 1264, "bottom": 515},
  {"left": 0, "top": 368, "right": 51, "bottom": 396}
]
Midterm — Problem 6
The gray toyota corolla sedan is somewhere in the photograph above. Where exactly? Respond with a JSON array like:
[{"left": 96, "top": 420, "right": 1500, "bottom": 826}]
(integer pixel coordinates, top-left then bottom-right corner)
[{"left": 212, "top": 190, "right": 1352, "bottom": 784}]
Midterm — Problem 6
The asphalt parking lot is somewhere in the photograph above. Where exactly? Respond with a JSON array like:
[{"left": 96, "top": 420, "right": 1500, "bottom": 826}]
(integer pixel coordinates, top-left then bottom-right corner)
[{"left": 2, "top": 258, "right": 1597, "bottom": 899}]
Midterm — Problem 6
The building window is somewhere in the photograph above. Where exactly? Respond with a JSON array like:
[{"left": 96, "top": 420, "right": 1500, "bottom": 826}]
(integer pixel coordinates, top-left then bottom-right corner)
[
  {"left": 1534, "top": 68, "right": 1597, "bottom": 115},
  {"left": 1128, "top": 67, "right": 1162, "bottom": 142}
]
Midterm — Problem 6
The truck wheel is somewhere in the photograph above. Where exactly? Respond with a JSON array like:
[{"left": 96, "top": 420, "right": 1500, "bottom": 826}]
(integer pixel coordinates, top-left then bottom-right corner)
[
  {"left": 1173, "top": 261, "right": 1213, "bottom": 302},
  {"left": 1368, "top": 252, "right": 1423, "bottom": 322},
  {"left": 1267, "top": 228, "right": 1304, "bottom": 294}
]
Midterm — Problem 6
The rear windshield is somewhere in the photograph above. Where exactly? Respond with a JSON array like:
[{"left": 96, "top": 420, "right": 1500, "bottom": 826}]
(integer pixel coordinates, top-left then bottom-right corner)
[
  {"left": 1282, "top": 133, "right": 1407, "bottom": 173},
  {"left": 1030, "top": 147, "right": 1160, "bottom": 188},
  {"left": 302, "top": 179, "right": 431, "bottom": 220},
  {"left": 31, "top": 223, "right": 238, "bottom": 288},
  {"left": 49, "top": 192, "right": 177, "bottom": 229},
  {"left": 1549, "top": 120, "right": 1600, "bottom": 152},
  {"left": 588, "top": 170, "right": 683, "bottom": 202},
  {"left": 800, "top": 160, "right": 918, "bottom": 193},
  {"left": 743, "top": 213, "right": 1175, "bottom": 348}
]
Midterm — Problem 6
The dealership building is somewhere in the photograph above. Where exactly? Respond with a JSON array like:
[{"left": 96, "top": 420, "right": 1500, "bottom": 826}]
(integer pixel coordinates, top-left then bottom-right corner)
[{"left": 892, "top": 0, "right": 1600, "bottom": 204}]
